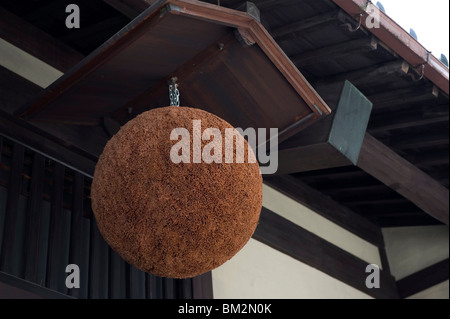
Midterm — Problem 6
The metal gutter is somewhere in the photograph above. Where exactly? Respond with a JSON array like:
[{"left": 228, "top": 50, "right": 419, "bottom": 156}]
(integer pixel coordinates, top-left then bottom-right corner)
[{"left": 332, "top": 0, "right": 449, "bottom": 95}]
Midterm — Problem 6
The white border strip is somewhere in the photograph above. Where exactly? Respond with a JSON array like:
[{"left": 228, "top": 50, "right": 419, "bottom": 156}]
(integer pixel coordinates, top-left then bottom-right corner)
[{"left": 0, "top": 38, "right": 62, "bottom": 88}]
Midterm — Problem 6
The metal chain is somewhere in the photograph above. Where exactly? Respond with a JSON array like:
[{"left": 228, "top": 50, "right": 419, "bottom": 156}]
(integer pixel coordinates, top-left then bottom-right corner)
[{"left": 169, "top": 78, "right": 180, "bottom": 107}]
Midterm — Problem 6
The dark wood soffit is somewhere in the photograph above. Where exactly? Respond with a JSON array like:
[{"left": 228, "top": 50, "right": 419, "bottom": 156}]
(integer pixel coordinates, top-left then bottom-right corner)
[
  {"left": 167, "top": 0, "right": 331, "bottom": 116},
  {"left": 0, "top": 110, "right": 96, "bottom": 178},
  {"left": 14, "top": 0, "right": 169, "bottom": 122},
  {"left": 332, "top": 0, "right": 449, "bottom": 95},
  {"left": 103, "top": 0, "right": 158, "bottom": 19},
  {"left": 0, "top": 7, "right": 84, "bottom": 72},
  {"left": 16, "top": 0, "right": 330, "bottom": 126}
]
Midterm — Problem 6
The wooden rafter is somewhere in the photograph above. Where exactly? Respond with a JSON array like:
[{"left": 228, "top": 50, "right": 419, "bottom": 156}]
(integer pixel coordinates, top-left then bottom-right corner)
[
  {"left": 332, "top": 0, "right": 449, "bottom": 95},
  {"left": 271, "top": 10, "right": 342, "bottom": 41},
  {"left": 102, "top": 0, "right": 157, "bottom": 19},
  {"left": 292, "top": 36, "right": 378, "bottom": 67}
]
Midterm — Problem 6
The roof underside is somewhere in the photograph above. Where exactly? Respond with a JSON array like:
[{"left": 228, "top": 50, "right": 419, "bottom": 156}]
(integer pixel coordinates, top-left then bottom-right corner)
[{"left": 0, "top": 0, "right": 448, "bottom": 228}]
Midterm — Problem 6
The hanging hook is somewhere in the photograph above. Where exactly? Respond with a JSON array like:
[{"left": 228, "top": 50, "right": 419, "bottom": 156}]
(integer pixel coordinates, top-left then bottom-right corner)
[
  {"left": 168, "top": 77, "right": 180, "bottom": 107},
  {"left": 349, "top": 13, "right": 363, "bottom": 32},
  {"left": 342, "top": 13, "right": 363, "bottom": 33},
  {"left": 413, "top": 64, "right": 426, "bottom": 82}
]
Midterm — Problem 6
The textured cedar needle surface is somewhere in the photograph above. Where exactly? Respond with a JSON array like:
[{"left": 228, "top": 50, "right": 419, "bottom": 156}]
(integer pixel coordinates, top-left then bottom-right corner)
[{"left": 91, "top": 106, "right": 262, "bottom": 279}]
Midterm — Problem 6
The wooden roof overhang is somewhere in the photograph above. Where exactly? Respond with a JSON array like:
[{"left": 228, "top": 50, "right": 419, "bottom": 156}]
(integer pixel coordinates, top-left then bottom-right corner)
[
  {"left": 333, "top": 0, "right": 449, "bottom": 95},
  {"left": 16, "top": 0, "right": 330, "bottom": 145},
  {"left": 1, "top": 0, "right": 447, "bottom": 228}
]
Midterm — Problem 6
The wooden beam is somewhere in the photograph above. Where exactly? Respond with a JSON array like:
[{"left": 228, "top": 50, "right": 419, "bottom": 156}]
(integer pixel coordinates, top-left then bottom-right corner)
[
  {"left": 0, "top": 66, "right": 42, "bottom": 114},
  {"left": 376, "top": 214, "right": 443, "bottom": 228},
  {"left": 292, "top": 36, "right": 378, "bottom": 67},
  {"left": 313, "top": 60, "right": 409, "bottom": 90},
  {"left": 345, "top": 198, "right": 409, "bottom": 207},
  {"left": 323, "top": 184, "right": 389, "bottom": 196},
  {"left": 0, "top": 110, "right": 97, "bottom": 178},
  {"left": 368, "top": 105, "right": 449, "bottom": 133},
  {"left": 236, "top": 1, "right": 261, "bottom": 22},
  {"left": 412, "top": 150, "right": 450, "bottom": 167},
  {"left": 383, "top": 131, "right": 448, "bottom": 151},
  {"left": 59, "top": 16, "right": 128, "bottom": 43},
  {"left": 397, "top": 259, "right": 449, "bottom": 299},
  {"left": 264, "top": 175, "right": 384, "bottom": 247},
  {"left": 378, "top": 246, "right": 392, "bottom": 280},
  {"left": 271, "top": 10, "right": 341, "bottom": 41},
  {"left": 102, "top": 0, "right": 157, "bottom": 19},
  {"left": 367, "top": 85, "right": 439, "bottom": 110},
  {"left": 332, "top": 0, "right": 449, "bottom": 95},
  {"left": 254, "top": 207, "right": 399, "bottom": 299},
  {"left": 295, "top": 75, "right": 448, "bottom": 225},
  {"left": 315, "top": 175, "right": 390, "bottom": 192},
  {"left": 0, "top": 271, "right": 73, "bottom": 299},
  {"left": 0, "top": 7, "right": 84, "bottom": 72},
  {"left": 255, "top": 0, "right": 302, "bottom": 10},
  {"left": 0, "top": 65, "right": 104, "bottom": 172},
  {"left": 357, "top": 133, "right": 449, "bottom": 225},
  {"left": 277, "top": 81, "right": 372, "bottom": 174},
  {"left": 351, "top": 202, "right": 424, "bottom": 217}
]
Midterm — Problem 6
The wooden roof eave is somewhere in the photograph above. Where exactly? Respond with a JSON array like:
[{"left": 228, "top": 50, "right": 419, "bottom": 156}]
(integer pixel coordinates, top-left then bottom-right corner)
[
  {"left": 167, "top": 0, "right": 331, "bottom": 116},
  {"left": 332, "top": 0, "right": 449, "bottom": 95},
  {"left": 15, "top": 0, "right": 330, "bottom": 138}
]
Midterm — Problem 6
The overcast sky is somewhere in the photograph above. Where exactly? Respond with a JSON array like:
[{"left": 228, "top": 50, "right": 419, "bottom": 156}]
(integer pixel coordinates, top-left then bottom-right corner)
[{"left": 379, "top": 0, "right": 449, "bottom": 60}]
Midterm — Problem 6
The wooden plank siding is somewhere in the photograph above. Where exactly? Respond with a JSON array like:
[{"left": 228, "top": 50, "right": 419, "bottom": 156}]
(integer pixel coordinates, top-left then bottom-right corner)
[{"left": 0, "top": 134, "right": 197, "bottom": 299}]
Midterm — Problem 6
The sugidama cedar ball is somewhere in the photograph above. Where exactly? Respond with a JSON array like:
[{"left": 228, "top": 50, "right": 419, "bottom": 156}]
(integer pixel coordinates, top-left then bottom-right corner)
[{"left": 91, "top": 106, "right": 263, "bottom": 279}]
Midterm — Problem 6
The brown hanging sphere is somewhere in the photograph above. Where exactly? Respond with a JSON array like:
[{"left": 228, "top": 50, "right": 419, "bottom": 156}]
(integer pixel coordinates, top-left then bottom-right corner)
[{"left": 91, "top": 106, "right": 262, "bottom": 279}]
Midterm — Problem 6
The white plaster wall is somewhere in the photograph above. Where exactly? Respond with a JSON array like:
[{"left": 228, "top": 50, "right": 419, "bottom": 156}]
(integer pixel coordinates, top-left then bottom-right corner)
[
  {"left": 383, "top": 226, "right": 449, "bottom": 280},
  {"left": 212, "top": 239, "right": 373, "bottom": 299},
  {"left": 0, "top": 38, "right": 62, "bottom": 88},
  {"left": 407, "top": 281, "right": 449, "bottom": 300},
  {"left": 263, "top": 184, "right": 381, "bottom": 267}
]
